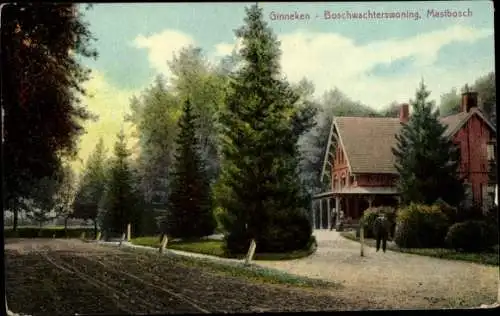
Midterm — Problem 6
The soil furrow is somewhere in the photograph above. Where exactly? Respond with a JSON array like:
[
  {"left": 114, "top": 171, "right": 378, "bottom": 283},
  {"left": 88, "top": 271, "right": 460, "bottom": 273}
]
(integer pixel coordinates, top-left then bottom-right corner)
[
  {"left": 5, "top": 251, "right": 128, "bottom": 316},
  {"left": 53, "top": 251, "right": 207, "bottom": 314}
]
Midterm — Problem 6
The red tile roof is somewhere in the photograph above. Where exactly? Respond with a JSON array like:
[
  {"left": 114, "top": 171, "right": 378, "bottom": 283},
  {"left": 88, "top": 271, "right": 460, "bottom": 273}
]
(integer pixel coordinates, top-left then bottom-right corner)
[{"left": 326, "top": 108, "right": 496, "bottom": 175}]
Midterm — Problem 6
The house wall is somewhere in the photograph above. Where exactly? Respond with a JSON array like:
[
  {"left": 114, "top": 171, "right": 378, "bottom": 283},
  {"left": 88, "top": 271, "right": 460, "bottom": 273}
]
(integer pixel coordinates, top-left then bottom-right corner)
[
  {"left": 452, "top": 113, "right": 496, "bottom": 205},
  {"left": 356, "top": 174, "right": 397, "bottom": 187},
  {"left": 330, "top": 141, "right": 352, "bottom": 190},
  {"left": 329, "top": 140, "right": 398, "bottom": 191}
]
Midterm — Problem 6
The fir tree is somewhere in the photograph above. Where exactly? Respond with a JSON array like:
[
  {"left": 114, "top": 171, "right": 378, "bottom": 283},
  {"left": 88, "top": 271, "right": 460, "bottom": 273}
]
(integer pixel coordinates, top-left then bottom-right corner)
[
  {"left": 392, "top": 80, "right": 464, "bottom": 206},
  {"left": 101, "top": 129, "right": 142, "bottom": 237},
  {"left": 220, "top": 4, "right": 314, "bottom": 254},
  {"left": 73, "top": 138, "right": 107, "bottom": 236},
  {"left": 163, "top": 98, "right": 216, "bottom": 239}
]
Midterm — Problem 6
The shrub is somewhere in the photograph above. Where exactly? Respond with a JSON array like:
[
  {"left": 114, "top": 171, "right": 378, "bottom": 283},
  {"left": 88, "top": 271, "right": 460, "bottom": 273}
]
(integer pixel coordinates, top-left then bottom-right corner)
[
  {"left": 4, "top": 227, "right": 95, "bottom": 239},
  {"left": 394, "top": 203, "right": 449, "bottom": 248},
  {"left": 445, "top": 220, "right": 498, "bottom": 252},
  {"left": 134, "top": 207, "right": 161, "bottom": 237},
  {"left": 223, "top": 209, "right": 312, "bottom": 255},
  {"left": 433, "top": 198, "right": 458, "bottom": 225},
  {"left": 361, "top": 206, "right": 397, "bottom": 239},
  {"left": 256, "top": 210, "right": 312, "bottom": 253},
  {"left": 223, "top": 227, "right": 252, "bottom": 255}
]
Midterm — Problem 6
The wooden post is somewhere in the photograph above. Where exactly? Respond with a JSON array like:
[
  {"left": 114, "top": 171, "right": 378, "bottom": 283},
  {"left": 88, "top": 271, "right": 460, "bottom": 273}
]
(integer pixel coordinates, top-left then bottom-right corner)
[
  {"left": 311, "top": 200, "right": 316, "bottom": 229},
  {"left": 367, "top": 195, "right": 374, "bottom": 208},
  {"left": 335, "top": 196, "right": 341, "bottom": 230},
  {"left": 327, "top": 198, "right": 331, "bottom": 229},
  {"left": 319, "top": 198, "right": 323, "bottom": 229},
  {"left": 126, "top": 223, "right": 131, "bottom": 242},
  {"left": 119, "top": 233, "right": 126, "bottom": 246},
  {"left": 6, "top": 294, "right": 9, "bottom": 315},
  {"left": 245, "top": 239, "right": 257, "bottom": 265},
  {"left": 159, "top": 234, "right": 168, "bottom": 253},
  {"left": 80, "top": 232, "right": 85, "bottom": 240},
  {"left": 96, "top": 231, "right": 101, "bottom": 241}
]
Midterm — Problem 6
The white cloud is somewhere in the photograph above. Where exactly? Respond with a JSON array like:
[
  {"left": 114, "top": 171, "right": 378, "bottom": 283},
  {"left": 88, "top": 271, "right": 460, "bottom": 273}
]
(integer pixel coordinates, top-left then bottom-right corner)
[
  {"left": 213, "top": 37, "right": 244, "bottom": 57},
  {"left": 132, "top": 30, "right": 195, "bottom": 77},
  {"left": 214, "top": 24, "right": 493, "bottom": 109},
  {"left": 71, "top": 70, "right": 142, "bottom": 174}
]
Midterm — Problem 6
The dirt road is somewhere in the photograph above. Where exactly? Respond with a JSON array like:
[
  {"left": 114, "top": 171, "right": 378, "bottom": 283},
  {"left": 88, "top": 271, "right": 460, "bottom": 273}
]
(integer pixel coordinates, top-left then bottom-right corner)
[
  {"left": 256, "top": 230, "right": 499, "bottom": 309},
  {"left": 5, "top": 239, "right": 362, "bottom": 315}
]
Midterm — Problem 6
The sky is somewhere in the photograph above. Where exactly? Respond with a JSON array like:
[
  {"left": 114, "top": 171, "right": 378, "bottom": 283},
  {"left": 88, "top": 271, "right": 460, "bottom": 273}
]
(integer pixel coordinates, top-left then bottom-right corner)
[{"left": 73, "top": 1, "right": 495, "bottom": 173}]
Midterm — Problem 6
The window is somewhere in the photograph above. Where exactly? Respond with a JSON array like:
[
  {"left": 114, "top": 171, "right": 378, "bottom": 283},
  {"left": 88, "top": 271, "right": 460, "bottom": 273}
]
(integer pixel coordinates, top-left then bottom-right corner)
[
  {"left": 487, "top": 142, "right": 496, "bottom": 161},
  {"left": 463, "top": 182, "right": 473, "bottom": 209},
  {"left": 486, "top": 184, "right": 496, "bottom": 210}
]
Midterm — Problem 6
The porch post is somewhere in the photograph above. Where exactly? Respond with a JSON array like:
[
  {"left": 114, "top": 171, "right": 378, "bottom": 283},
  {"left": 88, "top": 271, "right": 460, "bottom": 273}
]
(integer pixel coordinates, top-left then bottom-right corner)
[
  {"left": 311, "top": 199, "right": 316, "bottom": 229},
  {"left": 319, "top": 198, "right": 323, "bottom": 229},
  {"left": 327, "top": 198, "right": 331, "bottom": 229},
  {"left": 366, "top": 195, "right": 374, "bottom": 208},
  {"left": 395, "top": 196, "right": 401, "bottom": 206},
  {"left": 335, "top": 196, "right": 341, "bottom": 229}
]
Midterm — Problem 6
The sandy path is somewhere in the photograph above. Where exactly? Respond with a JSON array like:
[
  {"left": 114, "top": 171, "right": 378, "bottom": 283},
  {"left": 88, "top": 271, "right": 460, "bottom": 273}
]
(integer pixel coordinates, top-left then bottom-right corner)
[{"left": 255, "top": 230, "right": 499, "bottom": 309}]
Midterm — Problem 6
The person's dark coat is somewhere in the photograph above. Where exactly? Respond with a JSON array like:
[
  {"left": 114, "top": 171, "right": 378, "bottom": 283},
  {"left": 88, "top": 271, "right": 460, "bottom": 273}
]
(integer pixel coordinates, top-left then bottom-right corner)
[{"left": 372, "top": 215, "right": 390, "bottom": 237}]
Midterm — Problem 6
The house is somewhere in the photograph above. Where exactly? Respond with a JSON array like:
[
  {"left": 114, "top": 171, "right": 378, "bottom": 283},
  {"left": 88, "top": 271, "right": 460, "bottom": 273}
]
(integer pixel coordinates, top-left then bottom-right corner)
[{"left": 312, "top": 92, "right": 497, "bottom": 229}]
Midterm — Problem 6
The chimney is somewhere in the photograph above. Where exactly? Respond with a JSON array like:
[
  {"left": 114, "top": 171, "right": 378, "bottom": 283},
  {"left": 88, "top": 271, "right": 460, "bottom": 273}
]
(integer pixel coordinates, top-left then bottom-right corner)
[
  {"left": 461, "top": 91, "right": 478, "bottom": 113},
  {"left": 399, "top": 103, "right": 409, "bottom": 123}
]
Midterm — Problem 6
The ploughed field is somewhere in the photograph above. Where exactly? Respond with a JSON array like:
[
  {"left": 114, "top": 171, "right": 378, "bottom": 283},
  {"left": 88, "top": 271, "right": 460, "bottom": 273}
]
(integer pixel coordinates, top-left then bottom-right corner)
[{"left": 5, "top": 239, "right": 359, "bottom": 315}]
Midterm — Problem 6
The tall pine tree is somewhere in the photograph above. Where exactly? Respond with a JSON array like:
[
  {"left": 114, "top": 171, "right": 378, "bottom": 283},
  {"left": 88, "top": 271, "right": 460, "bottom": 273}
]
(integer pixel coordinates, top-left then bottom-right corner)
[
  {"left": 101, "top": 129, "right": 142, "bottom": 238},
  {"left": 2, "top": 4, "right": 98, "bottom": 231},
  {"left": 73, "top": 138, "right": 107, "bottom": 236},
  {"left": 392, "top": 80, "right": 464, "bottom": 206},
  {"left": 163, "top": 99, "right": 216, "bottom": 239},
  {"left": 220, "top": 4, "right": 314, "bottom": 254}
]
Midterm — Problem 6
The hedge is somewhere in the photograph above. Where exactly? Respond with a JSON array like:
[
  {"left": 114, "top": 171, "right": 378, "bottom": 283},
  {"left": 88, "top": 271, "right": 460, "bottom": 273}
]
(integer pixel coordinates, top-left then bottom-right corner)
[
  {"left": 445, "top": 220, "right": 498, "bottom": 253},
  {"left": 394, "top": 203, "right": 449, "bottom": 248},
  {"left": 4, "top": 227, "right": 95, "bottom": 239}
]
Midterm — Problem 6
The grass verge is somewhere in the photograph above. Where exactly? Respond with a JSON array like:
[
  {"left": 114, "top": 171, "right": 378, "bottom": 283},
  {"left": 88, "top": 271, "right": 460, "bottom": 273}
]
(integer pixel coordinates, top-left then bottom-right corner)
[
  {"left": 341, "top": 231, "right": 499, "bottom": 266},
  {"left": 117, "top": 245, "right": 338, "bottom": 290},
  {"left": 130, "top": 236, "right": 316, "bottom": 261}
]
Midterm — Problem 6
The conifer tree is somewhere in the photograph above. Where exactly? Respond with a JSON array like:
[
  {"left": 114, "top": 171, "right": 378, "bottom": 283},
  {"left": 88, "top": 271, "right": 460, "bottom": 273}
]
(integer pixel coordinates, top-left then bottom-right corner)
[
  {"left": 163, "top": 98, "right": 216, "bottom": 239},
  {"left": 392, "top": 80, "right": 464, "bottom": 206},
  {"left": 220, "top": 4, "right": 314, "bottom": 253},
  {"left": 2, "top": 4, "right": 98, "bottom": 230},
  {"left": 73, "top": 138, "right": 107, "bottom": 236},
  {"left": 101, "top": 129, "right": 142, "bottom": 237}
]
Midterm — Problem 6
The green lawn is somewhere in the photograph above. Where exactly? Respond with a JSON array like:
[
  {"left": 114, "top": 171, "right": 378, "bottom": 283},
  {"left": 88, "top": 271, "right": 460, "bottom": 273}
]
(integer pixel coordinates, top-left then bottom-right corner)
[
  {"left": 130, "top": 236, "right": 316, "bottom": 261},
  {"left": 341, "top": 231, "right": 499, "bottom": 266},
  {"left": 118, "top": 244, "right": 337, "bottom": 289}
]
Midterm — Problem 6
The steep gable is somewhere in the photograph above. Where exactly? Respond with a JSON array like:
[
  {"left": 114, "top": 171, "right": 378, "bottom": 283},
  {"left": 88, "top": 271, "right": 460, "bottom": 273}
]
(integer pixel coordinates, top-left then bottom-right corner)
[
  {"left": 440, "top": 108, "right": 496, "bottom": 137},
  {"left": 334, "top": 117, "right": 401, "bottom": 174},
  {"left": 321, "top": 107, "right": 496, "bottom": 180}
]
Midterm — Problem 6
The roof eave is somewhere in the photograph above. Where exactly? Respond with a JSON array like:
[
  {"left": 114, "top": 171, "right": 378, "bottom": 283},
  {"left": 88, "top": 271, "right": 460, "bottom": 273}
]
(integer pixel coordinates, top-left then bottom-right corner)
[
  {"left": 321, "top": 118, "right": 354, "bottom": 181},
  {"left": 445, "top": 109, "right": 497, "bottom": 138}
]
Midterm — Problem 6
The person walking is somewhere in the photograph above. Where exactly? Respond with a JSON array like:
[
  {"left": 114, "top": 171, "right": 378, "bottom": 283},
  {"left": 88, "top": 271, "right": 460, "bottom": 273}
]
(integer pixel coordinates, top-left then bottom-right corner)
[
  {"left": 329, "top": 208, "right": 337, "bottom": 230},
  {"left": 373, "top": 212, "right": 390, "bottom": 252},
  {"left": 337, "top": 210, "right": 345, "bottom": 231}
]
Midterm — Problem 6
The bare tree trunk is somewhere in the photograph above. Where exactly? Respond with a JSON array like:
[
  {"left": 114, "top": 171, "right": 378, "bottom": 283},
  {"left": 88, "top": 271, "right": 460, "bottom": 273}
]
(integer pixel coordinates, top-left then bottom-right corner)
[
  {"left": 38, "top": 221, "right": 43, "bottom": 237},
  {"left": 64, "top": 216, "right": 69, "bottom": 238},
  {"left": 12, "top": 208, "right": 18, "bottom": 232},
  {"left": 93, "top": 219, "right": 98, "bottom": 240}
]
